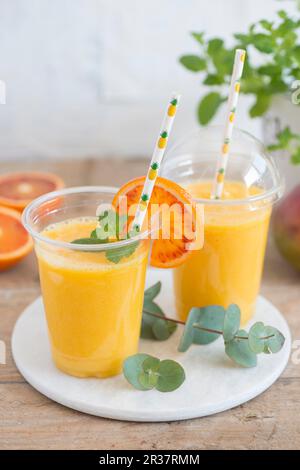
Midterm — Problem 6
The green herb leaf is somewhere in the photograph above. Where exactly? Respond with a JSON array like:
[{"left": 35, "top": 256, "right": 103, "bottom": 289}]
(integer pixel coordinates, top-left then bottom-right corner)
[
  {"left": 197, "top": 92, "right": 224, "bottom": 125},
  {"left": 223, "top": 304, "right": 241, "bottom": 342},
  {"left": 193, "top": 305, "right": 225, "bottom": 345},
  {"left": 141, "top": 299, "right": 163, "bottom": 339},
  {"left": 251, "top": 33, "right": 275, "bottom": 54},
  {"left": 203, "top": 74, "right": 225, "bottom": 85},
  {"left": 152, "top": 318, "right": 177, "bottom": 341},
  {"left": 178, "top": 305, "right": 225, "bottom": 352},
  {"left": 249, "top": 93, "right": 271, "bottom": 117},
  {"left": 191, "top": 31, "right": 205, "bottom": 45},
  {"left": 142, "top": 286, "right": 177, "bottom": 341},
  {"left": 139, "top": 356, "right": 160, "bottom": 389},
  {"left": 264, "top": 326, "right": 285, "bottom": 353},
  {"left": 207, "top": 38, "right": 224, "bottom": 55},
  {"left": 123, "top": 354, "right": 185, "bottom": 393},
  {"left": 248, "top": 322, "right": 268, "bottom": 353},
  {"left": 179, "top": 54, "right": 206, "bottom": 72},
  {"left": 105, "top": 240, "right": 139, "bottom": 264},
  {"left": 178, "top": 308, "right": 201, "bottom": 352},
  {"left": 291, "top": 147, "right": 300, "bottom": 164},
  {"left": 156, "top": 359, "right": 185, "bottom": 393},
  {"left": 144, "top": 281, "right": 161, "bottom": 301},
  {"left": 71, "top": 237, "right": 108, "bottom": 245},
  {"left": 225, "top": 329, "right": 257, "bottom": 368},
  {"left": 123, "top": 354, "right": 154, "bottom": 391}
]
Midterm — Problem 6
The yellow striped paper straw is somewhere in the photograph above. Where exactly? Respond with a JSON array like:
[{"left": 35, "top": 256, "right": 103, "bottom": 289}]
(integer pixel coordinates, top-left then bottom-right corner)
[
  {"left": 211, "top": 49, "right": 246, "bottom": 199},
  {"left": 132, "top": 93, "right": 180, "bottom": 232}
]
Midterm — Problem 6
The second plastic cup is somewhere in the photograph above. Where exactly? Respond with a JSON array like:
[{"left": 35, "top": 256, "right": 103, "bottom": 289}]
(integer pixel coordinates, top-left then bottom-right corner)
[
  {"left": 161, "top": 127, "right": 283, "bottom": 325},
  {"left": 23, "top": 187, "right": 150, "bottom": 378}
]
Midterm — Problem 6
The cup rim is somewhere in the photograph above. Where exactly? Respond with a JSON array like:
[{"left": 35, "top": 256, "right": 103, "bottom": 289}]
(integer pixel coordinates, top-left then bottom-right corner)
[
  {"left": 22, "top": 185, "right": 150, "bottom": 252},
  {"left": 163, "top": 125, "right": 284, "bottom": 207}
]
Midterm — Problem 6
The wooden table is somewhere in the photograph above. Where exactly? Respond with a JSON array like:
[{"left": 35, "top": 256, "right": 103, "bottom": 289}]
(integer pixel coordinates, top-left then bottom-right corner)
[{"left": 1, "top": 158, "right": 300, "bottom": 450}]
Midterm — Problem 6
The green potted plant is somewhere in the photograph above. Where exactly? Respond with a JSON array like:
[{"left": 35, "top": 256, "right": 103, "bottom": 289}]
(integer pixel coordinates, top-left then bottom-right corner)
[{"left": 179, "top": 8, "right": 300, "bottom": 272}]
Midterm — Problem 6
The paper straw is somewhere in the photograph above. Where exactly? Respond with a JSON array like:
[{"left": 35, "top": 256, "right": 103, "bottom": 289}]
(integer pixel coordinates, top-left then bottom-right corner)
[
  {"left": 211, "top": 49, "right": 246, "bottom": 199},
  {"left": 132, "top": 93, "right": 180, "bottom": 232}
]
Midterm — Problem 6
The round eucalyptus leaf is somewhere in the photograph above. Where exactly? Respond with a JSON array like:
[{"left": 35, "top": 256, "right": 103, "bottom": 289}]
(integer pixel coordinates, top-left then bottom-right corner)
[
  {"left": 223, "top": 304, "right": 241, "bottom": 342},
  {"left": 248, "top": 322, "right": 267, "bottom": 353},
  {"left": 141, "top": 299, "right": 165, "bottom": 340},
  {"left": 138, "top": 371, "right": 158, "bottom": 390},
  {"left": 152, "top": 318, "right": 177, "bottom": 341},
  {"left": 178, "top": 308, "right": 201, "bottom": 352},
  {"left": 225, "top": 329, "right": 257, "bottom": 368},
  {"left": 141, "top": 314, "right": 156, "bottom": 340},
  {"left": 193, "top": 305, "right": 225, "bottom": 345},
  {"left": 156, "top": 360, "right": 186, "bottom": 393},
  {"left": 144, "top": 282, "right": 162, "bottom": 301},
  {"left": 264, "top": 326, "right": 285, "bottom": 353},
  {"left": 138, "top": 356, "right": 160, "bottom": 390},
  {"left": 142, "top": 356, "right": 160, "bottom": 373},
  {"left": 123, "top": 354, "right": 154, "bottom": 390}
]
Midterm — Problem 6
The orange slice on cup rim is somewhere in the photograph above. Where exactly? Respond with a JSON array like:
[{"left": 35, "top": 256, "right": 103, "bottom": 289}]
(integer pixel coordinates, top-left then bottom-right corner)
[
  {"left": 0, "top": 171, "right": 65, "bottom": 212},
  {"left": 112, "top": 176, "right": 202, "bottom": 268},
  {"left": 0, "top": 206, "right": 33, "bottom": 271}
]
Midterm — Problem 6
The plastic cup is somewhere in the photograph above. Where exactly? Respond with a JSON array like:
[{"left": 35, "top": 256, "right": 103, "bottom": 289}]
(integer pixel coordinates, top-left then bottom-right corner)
[
  {"left": 161, "top": 126, "right": 283, "bottom": 325},
  {"left": 23, "top": 186, "right": 150, "bottom": 378}
]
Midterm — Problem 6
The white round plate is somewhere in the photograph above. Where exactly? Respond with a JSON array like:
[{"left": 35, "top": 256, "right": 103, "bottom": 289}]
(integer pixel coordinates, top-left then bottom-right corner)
[{"left": 12, "top": 268, "right": 291, "bottom": 422}]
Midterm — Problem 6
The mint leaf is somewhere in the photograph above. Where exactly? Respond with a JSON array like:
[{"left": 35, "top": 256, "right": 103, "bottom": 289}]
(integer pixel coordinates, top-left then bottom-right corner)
[
  {"left": 249, "top": 93, "right": 271, "bottom": 117},
  {"left": 71, "top": 238, "right": 108, "bottom": 245},
  {"left": 191, "top": 32, "right": 205, "bottom": 45},
  {"left": 105, "top": 240, "right": 139, "bottom": 264},
  {"left": 197, "top": 92, "right": 224, "bottom": 125},
  {"left": 179, "top": 55, "right": 206, "bottom": 72}
]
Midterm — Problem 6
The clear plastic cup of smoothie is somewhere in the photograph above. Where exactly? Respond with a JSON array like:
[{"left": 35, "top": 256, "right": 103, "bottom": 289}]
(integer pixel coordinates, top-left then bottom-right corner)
[
  {"left": 161, "top": 126, "right": 283, "bottom": 325},
  {"left": 23, "top": 186, "right": 150, "bottom": 378}
]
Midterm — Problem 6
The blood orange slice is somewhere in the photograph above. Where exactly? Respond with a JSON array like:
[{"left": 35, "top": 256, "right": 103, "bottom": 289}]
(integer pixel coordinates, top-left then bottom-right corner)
[
  {"left": 113, "top": 176, "right": 202, "bottom": 268},
  {"left": 0, "top": 206, "right": 33, "bottom": 271},
  {"left": 0, "top": 171, "right": 64, "bottom": 211}
]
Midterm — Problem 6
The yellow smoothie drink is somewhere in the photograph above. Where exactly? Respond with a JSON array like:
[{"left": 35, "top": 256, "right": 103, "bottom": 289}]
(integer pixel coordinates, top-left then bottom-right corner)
[
  {"left": 173, "top": 181, "right": 271, "bottom": 325},
  {"left": 36, "top": 217, "right": 149, "bottom": 378}
]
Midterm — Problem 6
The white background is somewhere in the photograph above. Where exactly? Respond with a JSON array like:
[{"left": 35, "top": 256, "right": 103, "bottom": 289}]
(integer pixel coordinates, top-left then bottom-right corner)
[{"left": 0, "top": 0, "right": 297, "bottom": 160}]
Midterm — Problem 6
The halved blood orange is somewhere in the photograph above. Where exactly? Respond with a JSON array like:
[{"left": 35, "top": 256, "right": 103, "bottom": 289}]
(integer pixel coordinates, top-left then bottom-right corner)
[
  {"left": 113, "top": 176, "right": 202, "bottom": 268},
  {"left": 0, "top": 206, "right": 33, "bottom": 271},
  {"left": 0, "top": 171, "right": 64, "bottom": 212}
]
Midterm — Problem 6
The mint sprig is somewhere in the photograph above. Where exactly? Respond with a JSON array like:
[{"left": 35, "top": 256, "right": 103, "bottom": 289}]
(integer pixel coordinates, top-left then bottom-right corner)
[
  {"left": 179, "top": 9, "right": 300, "bottom": 164},
  {"left": 71, "top": 209, "right": 139, "bottom": 263}
]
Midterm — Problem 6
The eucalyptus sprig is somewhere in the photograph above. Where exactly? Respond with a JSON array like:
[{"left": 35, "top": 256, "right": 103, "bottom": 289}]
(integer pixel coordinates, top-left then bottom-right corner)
[
  {"left": 123, "top": 354, "right": 185, "bottom": 393},
  {"left": 142, "top": 282, "right": 177, "bottom": 340},
  {"left": 71, "top": 209, "right": 139, "bottom": 263},
  {"left": 179, "top": 9, "right": 300, "bottom": 164},
  {"left": 123, "top": 282, "right": 286, "bottom": 393}
]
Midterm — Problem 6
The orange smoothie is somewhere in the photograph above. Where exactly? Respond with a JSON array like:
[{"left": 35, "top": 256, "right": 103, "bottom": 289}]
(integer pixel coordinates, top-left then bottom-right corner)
[
  {"left": 36, "top": 217, "right": 149, "bottom": 378},
  {"left": 173, "top": 181, "right": 271, "bottom": 325}
]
